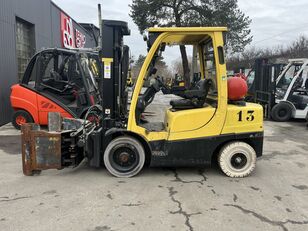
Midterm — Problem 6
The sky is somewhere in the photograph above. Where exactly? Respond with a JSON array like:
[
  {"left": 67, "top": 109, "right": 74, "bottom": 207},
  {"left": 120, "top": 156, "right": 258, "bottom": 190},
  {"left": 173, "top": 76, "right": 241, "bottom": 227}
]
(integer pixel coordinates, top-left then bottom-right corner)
[{"left": 52, "top": 0, "right": 308, "bottom": 62}]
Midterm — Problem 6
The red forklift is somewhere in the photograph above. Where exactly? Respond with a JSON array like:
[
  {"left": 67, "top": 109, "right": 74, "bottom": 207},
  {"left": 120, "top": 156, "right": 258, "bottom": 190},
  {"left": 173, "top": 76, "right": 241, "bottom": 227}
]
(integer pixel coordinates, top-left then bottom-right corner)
[
  {"left": 10, "top": 20, "right": 130, "bottom": 129},
  {"left": 10, "top": 48, "right": 101, "bottom": 129}
]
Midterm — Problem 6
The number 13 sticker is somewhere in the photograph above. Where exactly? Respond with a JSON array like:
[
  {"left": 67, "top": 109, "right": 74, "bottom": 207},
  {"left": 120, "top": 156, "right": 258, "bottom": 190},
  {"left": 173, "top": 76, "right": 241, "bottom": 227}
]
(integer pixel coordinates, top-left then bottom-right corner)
[{"left": 237, "top": 110, "right": 255, "bottom": 122}]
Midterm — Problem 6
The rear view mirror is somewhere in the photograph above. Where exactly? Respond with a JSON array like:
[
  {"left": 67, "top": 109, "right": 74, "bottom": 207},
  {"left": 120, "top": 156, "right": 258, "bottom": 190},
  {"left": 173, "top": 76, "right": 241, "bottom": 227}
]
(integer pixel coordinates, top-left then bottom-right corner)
[
  {"left": 143, "top": 34, "right": 148, "bottom": 41},
  {"left": 223, "top": 32, "right": 228, "bottom": 46},
  {"left": 151, "top": 67, "right": 157, "bottom": 75},
  {"left": 160, "top": 43, "right": 166, "bottom": 52}
]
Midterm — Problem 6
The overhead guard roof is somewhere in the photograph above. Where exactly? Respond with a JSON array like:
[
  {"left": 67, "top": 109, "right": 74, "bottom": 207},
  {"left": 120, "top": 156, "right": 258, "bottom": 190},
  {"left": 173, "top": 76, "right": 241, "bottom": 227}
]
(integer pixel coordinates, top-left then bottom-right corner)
[{"left": 148, "top": 27, "right": 228, "bottom": 33}]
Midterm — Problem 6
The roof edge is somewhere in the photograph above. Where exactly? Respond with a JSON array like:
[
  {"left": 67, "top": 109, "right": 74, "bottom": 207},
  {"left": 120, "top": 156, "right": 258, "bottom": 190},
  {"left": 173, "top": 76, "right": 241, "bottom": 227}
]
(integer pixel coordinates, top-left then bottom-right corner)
[{"left": 148, "top": 27, "right": 228, "bottom": 33}]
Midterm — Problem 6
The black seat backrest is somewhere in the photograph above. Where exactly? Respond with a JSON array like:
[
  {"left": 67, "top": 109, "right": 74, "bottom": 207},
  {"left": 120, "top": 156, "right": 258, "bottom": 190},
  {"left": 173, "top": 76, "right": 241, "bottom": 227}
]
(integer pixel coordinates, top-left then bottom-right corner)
[
  {"left": 305, "top": 79, "right": 308, "bottom": 89},
  {"left": 169, "top": 79, "right": 213, "bottom": 110},
  {"left": 200, "top": 79, "right": 212, "bottom": 93}
]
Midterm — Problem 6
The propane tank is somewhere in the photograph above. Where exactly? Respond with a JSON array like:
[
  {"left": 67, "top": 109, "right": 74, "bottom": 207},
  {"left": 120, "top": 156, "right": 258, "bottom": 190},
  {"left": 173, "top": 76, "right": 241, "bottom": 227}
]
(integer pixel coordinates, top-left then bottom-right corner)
[{"left": 227, "top": 76, "right": 248, "bottom": 101}]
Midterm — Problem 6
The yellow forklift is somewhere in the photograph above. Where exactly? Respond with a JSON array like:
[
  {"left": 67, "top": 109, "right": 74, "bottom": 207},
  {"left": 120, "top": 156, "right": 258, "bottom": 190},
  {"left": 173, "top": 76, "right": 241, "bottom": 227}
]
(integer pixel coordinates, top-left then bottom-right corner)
[{"left": 21, "top": 27, "right": 263, "bottom": 178}]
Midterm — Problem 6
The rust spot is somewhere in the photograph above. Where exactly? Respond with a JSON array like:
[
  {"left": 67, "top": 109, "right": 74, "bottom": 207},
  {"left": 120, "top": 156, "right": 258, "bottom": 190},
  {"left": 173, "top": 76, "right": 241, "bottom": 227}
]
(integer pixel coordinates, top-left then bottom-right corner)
[{"left": 21, "top": 124, "right": 61, "bottom": 176}]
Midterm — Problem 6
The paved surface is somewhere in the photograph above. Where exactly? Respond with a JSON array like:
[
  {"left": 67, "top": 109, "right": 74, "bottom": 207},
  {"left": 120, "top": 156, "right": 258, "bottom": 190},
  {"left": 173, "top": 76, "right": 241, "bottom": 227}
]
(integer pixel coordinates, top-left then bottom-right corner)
[{"left": 0, "top": 105, "right": 308, "bottom": 230}]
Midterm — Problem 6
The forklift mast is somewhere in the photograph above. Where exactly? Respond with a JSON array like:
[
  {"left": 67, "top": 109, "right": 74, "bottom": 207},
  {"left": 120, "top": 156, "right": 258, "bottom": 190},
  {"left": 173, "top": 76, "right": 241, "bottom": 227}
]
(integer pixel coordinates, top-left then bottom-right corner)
[
  {"left": 100, "top": 20, "right": 130, "bottom": 124},
  {"left": 247, "top": 58, "right": 285, "bottom": 118}
]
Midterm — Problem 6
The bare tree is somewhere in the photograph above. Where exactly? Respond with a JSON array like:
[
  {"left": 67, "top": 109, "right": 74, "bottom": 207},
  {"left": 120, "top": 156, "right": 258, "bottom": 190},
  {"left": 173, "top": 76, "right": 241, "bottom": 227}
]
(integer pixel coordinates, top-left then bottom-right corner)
[{"left": 227, "top": 35, "right": 308, "bottom": 71}]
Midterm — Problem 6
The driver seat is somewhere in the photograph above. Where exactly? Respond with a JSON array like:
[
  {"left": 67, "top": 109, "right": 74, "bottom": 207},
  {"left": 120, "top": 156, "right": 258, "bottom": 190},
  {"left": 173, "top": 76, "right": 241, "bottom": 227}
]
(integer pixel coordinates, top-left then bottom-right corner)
[{"left": 170, "top": 79, "right": 212, "bottom": 110}]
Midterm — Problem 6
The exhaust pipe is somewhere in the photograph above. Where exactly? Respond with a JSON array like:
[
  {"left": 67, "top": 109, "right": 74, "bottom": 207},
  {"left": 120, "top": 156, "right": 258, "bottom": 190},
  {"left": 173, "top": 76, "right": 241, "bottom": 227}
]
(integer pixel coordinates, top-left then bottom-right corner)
[{"left": 98, "top": 4, "right": 103, "bottom": 48}]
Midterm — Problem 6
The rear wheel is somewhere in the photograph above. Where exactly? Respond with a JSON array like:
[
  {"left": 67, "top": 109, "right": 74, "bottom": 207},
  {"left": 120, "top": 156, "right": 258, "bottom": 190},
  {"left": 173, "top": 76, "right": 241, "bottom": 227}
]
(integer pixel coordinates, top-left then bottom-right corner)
[
  {"left": 218, "top": 141, "right": 256, "bottom": 178},
  {"left": 271, "top": 103, "right": 293, "bottom": 122},
  {"left": 104, "top": 136, "right": 145, "bottom": 177},
  {"left": 12, "top": 110, "right": 34, "bottom": 130}
]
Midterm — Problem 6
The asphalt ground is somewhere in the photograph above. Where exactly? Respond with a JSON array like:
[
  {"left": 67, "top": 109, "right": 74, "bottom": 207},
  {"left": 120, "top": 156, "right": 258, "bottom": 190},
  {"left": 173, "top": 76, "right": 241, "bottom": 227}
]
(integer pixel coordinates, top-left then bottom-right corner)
[{"left": 0, "top": 95, "right": 307, "bottom": 231}]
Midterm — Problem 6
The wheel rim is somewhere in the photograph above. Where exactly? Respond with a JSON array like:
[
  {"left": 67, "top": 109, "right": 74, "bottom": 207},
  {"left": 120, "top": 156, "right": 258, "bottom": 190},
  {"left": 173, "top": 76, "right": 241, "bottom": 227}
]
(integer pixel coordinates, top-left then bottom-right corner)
[
  {"left": 230, "top": 153, "right": 247, "bottom": 169},
  {"left": 109, "top": 144, "right": 139, "bottom": 173},
  {"left": 16, "top": 115, "right": 27, "bottom": 125},
  {"left": 278, "top": 109, "right": 287, "bottom": 117}
]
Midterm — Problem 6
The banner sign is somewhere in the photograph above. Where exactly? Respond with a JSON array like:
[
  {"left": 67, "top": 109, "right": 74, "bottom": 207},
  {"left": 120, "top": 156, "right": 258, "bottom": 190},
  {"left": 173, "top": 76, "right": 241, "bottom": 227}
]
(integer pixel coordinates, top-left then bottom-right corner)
[
  {"left": 75, "top": 29, "right": 86, "bottom": 48},
  {"left": 61, "top": 12, "right": 86, "bottom": 49}
]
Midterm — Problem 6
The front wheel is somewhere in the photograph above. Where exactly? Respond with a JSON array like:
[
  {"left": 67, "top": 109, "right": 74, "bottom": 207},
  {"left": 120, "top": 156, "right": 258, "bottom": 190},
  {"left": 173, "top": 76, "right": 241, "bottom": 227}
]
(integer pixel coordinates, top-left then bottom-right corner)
[
  {"left": 104, "top": 136, "right": 145, "bottom": 177},
  {"left": 12, "top": 110, "right": 34, "bottom": 130},
  {"left": 271, "top": 103, "right": 293, "bottom": 122},
  {"left": 218, "top": 141, "right": 257, "bottom": 178}
]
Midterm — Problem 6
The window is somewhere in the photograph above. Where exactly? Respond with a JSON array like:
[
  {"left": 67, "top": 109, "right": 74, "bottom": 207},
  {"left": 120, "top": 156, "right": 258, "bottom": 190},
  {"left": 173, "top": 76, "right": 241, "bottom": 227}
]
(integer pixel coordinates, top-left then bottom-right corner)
[
  {"left": 16, "top": 17, "right": 35, "bottom": 81},
  {"left": 37, "top": 52, "right": 80, "bottom": 106},
  {"left": 42, "top": 54, "right": 55, "bottom": 81},
  {"left": 39, "top": 53, "right": 71, "bottom": 93},
  {"left": 80, "top": 55, "right": 96, "bottom": 92},
  {"left": 277, "top": 64, "right": 302, "bottom": 89},
  {"left": 203, "top": 40, "right": 218, "bottom": 95},
  {"left": 27, "top": 58, "right": 37, "bottom": 88},
  {"left": 141, "top": 44, "right": 200, "bottom": 88},
  {"left": 136, "top": 34, "right": 219, "bottom": 127},
  {"left": 88, "top": 57, "right": 100, "bottom": 79},
  {"left": 40, "top": 53, "right": 71, "bottom": 83}
]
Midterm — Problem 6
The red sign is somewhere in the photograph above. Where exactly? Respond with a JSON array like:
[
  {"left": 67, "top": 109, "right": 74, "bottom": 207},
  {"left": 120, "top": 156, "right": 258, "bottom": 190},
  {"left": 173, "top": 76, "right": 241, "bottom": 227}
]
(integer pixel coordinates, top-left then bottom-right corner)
[
  {"left": 61, "top": 12, "right": 86, "bottom": 49},
  {"left": 61, "top": 12, "right": 75, "bottom": 48},
  {"left": 75, "top": 29, "right": 86, "bottom": 48}
]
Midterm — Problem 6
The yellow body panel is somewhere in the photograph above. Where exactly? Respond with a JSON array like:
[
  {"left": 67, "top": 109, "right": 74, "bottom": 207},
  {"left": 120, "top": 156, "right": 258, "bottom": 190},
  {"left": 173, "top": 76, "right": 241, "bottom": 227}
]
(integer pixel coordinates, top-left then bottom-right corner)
[
  {"left": 166, "top": 106, "right": 226, "bottom": 140},
  {"left": 222, "top": 103, "right": 263, "bottom": 134},
  {"left": 165, "top": 106, "right": 216, "bottom": 133}
]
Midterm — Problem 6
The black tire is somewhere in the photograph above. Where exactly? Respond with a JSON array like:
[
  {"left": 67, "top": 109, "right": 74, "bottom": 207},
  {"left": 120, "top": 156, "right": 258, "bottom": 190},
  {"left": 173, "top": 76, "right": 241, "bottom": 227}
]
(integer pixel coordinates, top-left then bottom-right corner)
[
  {"left": 271, "top": 103, "right": 293, "bottom": 122},
  {"left": 104, "top": 136, "right": 145, "bottom": 177},
  {"left": 12, "top": 110, "right": 34, "bottom": 130}
]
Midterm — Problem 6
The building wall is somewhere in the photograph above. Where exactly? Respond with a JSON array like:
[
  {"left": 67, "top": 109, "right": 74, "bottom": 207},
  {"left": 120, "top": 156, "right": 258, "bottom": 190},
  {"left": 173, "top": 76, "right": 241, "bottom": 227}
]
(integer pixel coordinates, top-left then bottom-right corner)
[{"left": 0, "top": 0, "right": 96, "bottom": 125}]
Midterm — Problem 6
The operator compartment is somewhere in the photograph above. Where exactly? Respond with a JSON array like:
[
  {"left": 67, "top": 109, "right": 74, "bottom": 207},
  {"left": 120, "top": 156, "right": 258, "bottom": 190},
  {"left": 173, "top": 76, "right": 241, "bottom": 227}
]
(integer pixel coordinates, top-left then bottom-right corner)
[{"left": 135, "top": 31, "right": 222, "bottom": 135}]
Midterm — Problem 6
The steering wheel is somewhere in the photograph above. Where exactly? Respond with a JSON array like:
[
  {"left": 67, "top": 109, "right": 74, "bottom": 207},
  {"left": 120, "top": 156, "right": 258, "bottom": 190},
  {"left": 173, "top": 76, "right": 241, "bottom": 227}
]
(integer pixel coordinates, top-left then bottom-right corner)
[
  {"left": 135, "top": 76, "right": 165, "bottom": 122},
  {"left": 146, "top": 77, "right": 163, "bottom": 104},
  {"left": 155, "top": 76, "right": 172, "bottom": 94}
]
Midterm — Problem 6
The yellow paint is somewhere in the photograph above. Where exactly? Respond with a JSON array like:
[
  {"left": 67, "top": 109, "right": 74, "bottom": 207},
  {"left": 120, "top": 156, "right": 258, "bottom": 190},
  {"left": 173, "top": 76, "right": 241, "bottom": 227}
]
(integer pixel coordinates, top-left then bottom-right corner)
[
  {"left": 102, "top": 58, "right": 113, "bottom": 63},
  {"left": 178, "top": 82, "right": 185, "bottom": 87},
  {"left": 126, "top": 27, "right": 263, "bottom": 144},
  {"left": 165, "top": 106, "right": 216, "bottom": 133},
  {"left": 148, "top": 27, "right": 228, "bottom": 33},
  {"left": 102, "top": 58, "right": 113, "bottom": 79},
  {"left": 221, "top": 103, "right": 263, "bottom": 134}
]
